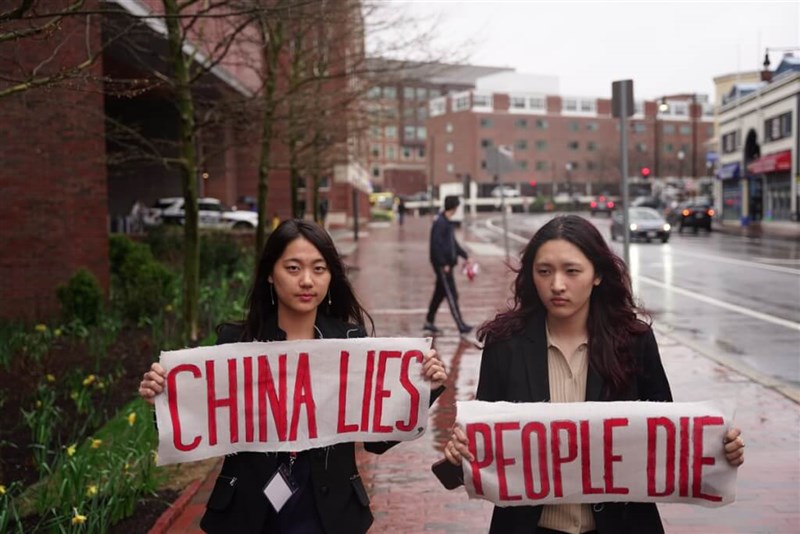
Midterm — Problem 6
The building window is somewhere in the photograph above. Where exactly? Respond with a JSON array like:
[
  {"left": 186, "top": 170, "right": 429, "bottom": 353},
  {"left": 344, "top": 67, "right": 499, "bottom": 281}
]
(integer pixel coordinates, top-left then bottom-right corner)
[
  {"left": 515, "top": 139, "right": 528, "bottom": 150},
  {"left": 480, "top": 117, "right": 493, "bottom": 128},
  {"left": 370, "top": 126, "right": 381, "bottom": 138},
  {"left": 586, "top": 121, "right": 599, "bottom": 131},
  {"left": 564, "top": 98, "right": 578, "bottom": 112},
  {"left": 707, "top": 125, "right": 714, "bottom": 137},
  {"left": 417, "top": 147, "right": 426, "bottom": 159},
  {"left": 429, "top": 88, "right": 441, "bottom": 98},
  {"left": 765, "top": 112, "right": 792, "bottom": 142},
  {"left": 721, "top": 131, "right": 739, "bottom": 153},
  {"left": 416, "top": 87, "right": 428, "bottom": 100},
  {"left": 445, "top": 122, "right": 454, "bottom": 133},
  {"left": 371, "top": 145, "right": 381, "bottom": 158},
  {"left": 535, "top": 161, "right": 549, "bottom": 171},
  {"left": 529, "top": 96, "right": 545, "bottom": 110},
  {"left": 665, "top": 143, "right": 673, "bottom": 153},
  {"left": 587, "top": 141, "right": 597, "bottom": 151},
  {"left": 663, "top": 124, "right": 675, "bottom": 134},
  {"left": 518, "top": 160, "right": 528, "bottom": 170},
  {"left": 536, "top": 140, "right": 548, "bottom": 150},
  {"left": 403, "top": 107, "right": 414, "bottom": 119},
  {"left": 430, "top": 97, "right": 446, "bottom": 117},
  {"left": 402, "top": 147, "right": 412, "bottom": 160},
  {"left": 417, "top": 106, "right": 428, "bottom": 120},
  {"left": 416, "top": 126, "right": 427, "bottom": 140},
  {"left": 385, "top": 125, "right": 397, "bottom": 138},
  {"left": 568, "top": 122, "right": 579, "bottom": 132},
  {"left": 587, "top": 161, "right": 597, "bottom": 170},
  {"left": 481, "top": 160, "right": 487, "bottom": 169},
  {"left": 367, "top": 87, "right": 382, "bottom": 99},
  {"left": 446, "top": 163, "right": 455, "bottom": 173},
  {"left": 383, "top": 86, "right": 397, "bottom": 99},
  {"left": 636, "top": 142, "right": 647, "bottom": 153},
  {"left": 473, "top": 93, "right": 491, "bottom": 108},
  {"left": 403, "top": 87, "right": 415, "bottom": 99},
  {"left": 536, "top": 119, "right": 548, "bottom": 129},
  {"left": 481, "top": 138, "right": 493, "bottom": 148},
  {"left": 446, "top": 142, "right": 454, "bottom": 153},
  {"left": 679, "top": 125, "right": 691, "bottom": 135},
  {"left": 453, "top": 91, "right": 470, "bottom": 111},
  {"left": 563, "top": 98, "right": 596, "bottom": 114},
  {"left": 404, "top": 125, "right": 416, "bottom": 140},
  {"left": 511, "top": 96, "right": 526, "bottom": 109},
  {"left": 386, "top": 145, "right": 396, "bottom": 160},
  {"left": 372, "top": 167, "right": 381, "bottom": 177},
  {"left": 632, "top": 122, "right": 647, "bottom": 133},
  {"left": 515, "top": 118, "right": 528, "bottom": 128},
  {"left": 567, "top": 141, "right": 580, "bottom": 151}
]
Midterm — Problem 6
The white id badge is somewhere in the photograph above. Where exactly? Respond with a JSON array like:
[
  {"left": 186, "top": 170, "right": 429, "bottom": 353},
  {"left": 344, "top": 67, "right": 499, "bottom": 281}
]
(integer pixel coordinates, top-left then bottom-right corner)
[{"left": 263, "top": 464, "right": 298, "bottom": 513}]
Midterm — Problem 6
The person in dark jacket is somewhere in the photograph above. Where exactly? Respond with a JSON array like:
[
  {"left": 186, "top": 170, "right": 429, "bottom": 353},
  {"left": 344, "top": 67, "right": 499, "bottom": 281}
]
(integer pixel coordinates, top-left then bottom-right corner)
[
  {"left": 424, "top": 195, "right": 473, "bottom": 335},
  {"left": 139, "top": 219, "right": 447, "bottom": 534},
  {"left": 442, "top": 214, "right": 745, "bottom": 534}
]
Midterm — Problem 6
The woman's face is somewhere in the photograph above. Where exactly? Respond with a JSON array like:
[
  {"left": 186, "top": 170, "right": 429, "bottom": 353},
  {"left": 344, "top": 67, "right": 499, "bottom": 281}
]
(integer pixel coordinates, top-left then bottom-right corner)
[
  {"left": 532, "top": 238, "right": 600, "bottom": 323},
  {"left": 268, "top": 237, "right": 332, "bottom": 318}
]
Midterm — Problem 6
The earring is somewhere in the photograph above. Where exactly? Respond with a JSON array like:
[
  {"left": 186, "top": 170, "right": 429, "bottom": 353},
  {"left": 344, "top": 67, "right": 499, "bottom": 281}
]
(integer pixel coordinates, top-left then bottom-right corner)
[
  {"left": 327, "top": 289, "right": 332, "bottom": 306},
  {"left": 270, "top": 283, "right": 275, "bottom": 305}
]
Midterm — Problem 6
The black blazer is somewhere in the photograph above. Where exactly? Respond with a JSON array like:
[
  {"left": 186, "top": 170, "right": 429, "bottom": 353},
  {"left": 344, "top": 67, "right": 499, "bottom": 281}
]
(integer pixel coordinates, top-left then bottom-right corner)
[
  {"left": 200, "top": 314, "right": 444, "bottom": 534},
  {"left": 476, "top": 314, "right": 672, "bottom": 534}
]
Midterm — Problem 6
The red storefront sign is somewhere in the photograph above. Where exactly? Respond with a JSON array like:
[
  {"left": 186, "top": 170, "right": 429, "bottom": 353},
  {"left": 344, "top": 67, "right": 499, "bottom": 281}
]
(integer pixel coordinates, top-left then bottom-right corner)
[{"left": 747, "top": 150, "right": 792, "bottom": 174}]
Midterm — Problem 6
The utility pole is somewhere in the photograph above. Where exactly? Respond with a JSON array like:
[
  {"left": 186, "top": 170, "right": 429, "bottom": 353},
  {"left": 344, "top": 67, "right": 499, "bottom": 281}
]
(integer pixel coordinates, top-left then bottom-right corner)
[{"left": 613, "top": 80, "right": 634, "bottom": 267}]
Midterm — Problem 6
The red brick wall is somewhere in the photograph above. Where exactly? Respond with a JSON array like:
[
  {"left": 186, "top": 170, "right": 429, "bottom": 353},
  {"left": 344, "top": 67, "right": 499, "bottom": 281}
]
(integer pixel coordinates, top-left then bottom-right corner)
[{"left": 0, "top": 4, "right": 109, "bottom": 321}]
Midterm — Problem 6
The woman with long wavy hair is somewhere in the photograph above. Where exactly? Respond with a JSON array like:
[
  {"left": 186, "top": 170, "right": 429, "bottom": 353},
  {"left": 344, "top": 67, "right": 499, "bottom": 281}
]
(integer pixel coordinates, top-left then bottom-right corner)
[{"left": 442, "top": 214, "right": 744, "bottom": 534}]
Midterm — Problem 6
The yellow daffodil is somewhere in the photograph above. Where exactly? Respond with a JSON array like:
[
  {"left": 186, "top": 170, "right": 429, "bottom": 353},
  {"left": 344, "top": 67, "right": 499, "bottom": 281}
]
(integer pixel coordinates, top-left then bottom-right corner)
[
  {"left": 54, "top": 328, "right": 62, "bottom": 337},
  {"left": 35, "top": 400, "right": 42, "bottom": 409},
  {"left": 0, "top": 484, "right": 6, "bottom": 496},
  {"left": 46, "top": 374, "right": 55, "bottom": 383},
  {"left": 90, "top": 439, "right": 102, "bottom": 449},
  {"left": 66, "top": 444, "right": 77, "bottom": 457},
  {"left": 152, "top": 451, "right": 159, "bottom": 464},
  {"left": 35, "top": 324, "right": 47, "bottom": 333},
  {"left": 82, "top": 374, "right": 96, "bottom": 387},
  {"left": 165, "top": 304, "right": 174, "bottom": 313},
  {"left": 70, "top": 391, "right": 78, "bottom": 400},
  {"left": 71, "top": 509, "right": 87, "bottom": 525},
  {"left": 86, "top": 485, "right": 98, "bottom": 497},
  {"left": 123, "top": 462, "right": 130, "bottom": 472},
  {"left": 127, "top": 412, "right": 137, "bottom": 426}
]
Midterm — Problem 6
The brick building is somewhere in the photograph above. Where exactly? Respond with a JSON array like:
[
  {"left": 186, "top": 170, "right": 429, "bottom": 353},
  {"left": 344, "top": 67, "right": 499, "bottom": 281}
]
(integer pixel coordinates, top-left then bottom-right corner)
[
  {"left": 0, "top": 0, "right": 371, "bottom": 320},
  {"left": 425, "top": 74, "right": 714, "bottom": 198},
  {"left": 364, "top": 59, "right": 512, "bottom": 196}
]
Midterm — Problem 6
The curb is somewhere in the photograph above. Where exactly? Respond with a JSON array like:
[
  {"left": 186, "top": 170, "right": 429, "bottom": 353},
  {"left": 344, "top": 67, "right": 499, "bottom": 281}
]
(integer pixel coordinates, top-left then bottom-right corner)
[
  {"left": 147, "top": 477, "right": 204, "bottom": 534},
  {"left": 655, "top": 325, "right": 800, "bottom": 405}
]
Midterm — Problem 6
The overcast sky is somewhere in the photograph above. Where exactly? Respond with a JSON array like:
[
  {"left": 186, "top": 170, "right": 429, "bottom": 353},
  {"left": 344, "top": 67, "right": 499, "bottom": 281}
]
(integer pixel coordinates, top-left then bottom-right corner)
[{"left": 370, "top": 1, "right": 800, "bottom": 101}]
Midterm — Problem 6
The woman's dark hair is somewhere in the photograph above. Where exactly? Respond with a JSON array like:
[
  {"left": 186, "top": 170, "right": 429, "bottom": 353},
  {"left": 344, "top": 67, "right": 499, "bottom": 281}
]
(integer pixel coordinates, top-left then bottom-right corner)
[
  {"left": 240, "top": 219, "right": 373, "bottom": 341},
  {"left": 477, "top": 214, "right": 649, "bottom": 395}
]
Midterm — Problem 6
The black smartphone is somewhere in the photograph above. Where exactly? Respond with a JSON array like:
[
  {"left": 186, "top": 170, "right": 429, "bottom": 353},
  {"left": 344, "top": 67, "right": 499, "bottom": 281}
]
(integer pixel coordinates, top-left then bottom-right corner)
[{"left": 431, "top": 458, "right": 464, "bottom": 490}]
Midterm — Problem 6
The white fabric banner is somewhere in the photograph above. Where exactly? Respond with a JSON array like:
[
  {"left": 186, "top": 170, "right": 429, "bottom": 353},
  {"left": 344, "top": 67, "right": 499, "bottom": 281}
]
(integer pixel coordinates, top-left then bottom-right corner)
[
  {"left": 456, "top": 400, "right": 737, "bottom": 507},
  {"left": 154, "top": 337, "right": 432, "bottom": 465}
]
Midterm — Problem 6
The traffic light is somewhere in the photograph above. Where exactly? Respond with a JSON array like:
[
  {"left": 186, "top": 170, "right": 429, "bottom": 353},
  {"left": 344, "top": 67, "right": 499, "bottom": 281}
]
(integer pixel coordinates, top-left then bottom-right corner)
[
  {"left": 640, "top": 166, "right": 651, "bottom": 178},
  {"left": 529, "top": 179, "right": 537, "bottom": 187}
]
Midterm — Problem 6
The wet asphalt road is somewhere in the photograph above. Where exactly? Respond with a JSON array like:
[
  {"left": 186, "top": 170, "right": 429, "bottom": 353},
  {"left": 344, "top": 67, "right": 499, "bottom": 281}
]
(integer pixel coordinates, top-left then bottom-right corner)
[{"left": 474, "top": 212, "right": 800, "bottom": 389}]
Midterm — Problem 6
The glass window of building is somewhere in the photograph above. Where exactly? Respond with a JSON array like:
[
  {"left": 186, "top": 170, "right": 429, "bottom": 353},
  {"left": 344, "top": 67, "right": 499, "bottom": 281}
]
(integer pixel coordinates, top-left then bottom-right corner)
[
  {"left": 403, "top": 107, "right": 414, "bottom": 119},
  {"left": 568, "top": 122, "right": 579, "bottom": 132},
  {"left": 385, "top": 125, "right": 397, "bottom": 138},
  {"left": 511, "top": 96, "right": 526, "bottom": 109},
  {"left": 446, "top": 122, "right": 454, "bottom": 133},
  {"left": 417, "top": 147, "right": 426, "bottom": 159},
  {"left": 529, "top": 97, "right": 545, "bottom": 110},
  {"left": 446, "top": 142, "right": 454, "bottom": 153},
  {"left": 665, "top": 143, "right": 673, "bottom": 153},
  {"left": 518, "top": 160, "right": 528, "bottom": 170},
  {"left": 386, "top": 145, "right": 396, "bottom": 160},
  {"left": 580, "top": 100, "right": 595, "bottom": 112},
  {"left": 417, "top": 106, "right": 428, "bottom": 120},
  {"left": 372, "top": 167, "right": 380, "bottom": 177},
  {"left": 516, "top": 139, "right": 528, "bottom": 150},
  {"left": 383, "top": 86, "right": 397, "bottom": 99},
  {"left": 567, "top": 141, "right": 580, "bottom": 151},
  {"left": 404, "top": 125, "right": 416, "bottom": 140},
  {"left": 446, "top": 163, "right": 454, "bottom": 173},
  {"left": 663, "top": 124, "right": 675, "bottom": 134},
  {"left": 368, "top": 87, "right": 382, "bottom": 99},
  {"left": 370, "top": 126, "right": 381, "bottom": 138},
  {"left": 371, "top": 145, "right": 381, "bottom": 158},
  {"left": 536, "top": 140, "right": 548, "bottom": 150},
  {"left": 563, "top": 98, "right": 578, "bottom": 112},
  {"left": 403, "top": 87, "right": 415, "bottom": 99},
  {"left": 416, "top": 126, "right": 427, "bottom": 140},
  {"left": 515, "top": 118, "right": 528, "bottom": 128},
  {"left": 481, "top": 138, "right": 493, "bottom": 148},
  {"left": 416, "top": 87, "right": 428, "bottom": 100},
  {"left": 480, "top": 117, "right": 493, "bottom": 128},
  {"left": 679, "top": 125, "right": 691, "bottom": 135},
  {"left": 633, "top": 122, "right": 647, "bottom": 133},
  {"left": 586, "top": 121, "right": 599, "bottom": 131},
  {"left": 429, "top": 88, "right": 441, "bottom": 98},
  {"left": 402, "top": 147, "right": 412, "bottom": 159},
  {"left": 587, "top": 141, "right": 597, "bottom": 151},
  {"left": 587, "top": 161, "right": 597, "bottom": 170},
  {"left": 536, "top": 119, "right": 548, "bottom": 129},
  {"left": 636, "top": 143, "right": 647, "bottom": 153},
  {"left": 535, "top": 161, "right": 549, "bottom": 171}
]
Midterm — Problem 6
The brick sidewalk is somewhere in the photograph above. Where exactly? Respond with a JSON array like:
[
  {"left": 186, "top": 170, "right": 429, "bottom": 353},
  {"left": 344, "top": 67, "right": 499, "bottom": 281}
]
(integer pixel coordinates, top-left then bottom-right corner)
[{"left": 159, "top": 215, "right": 800, "bottom": 533}]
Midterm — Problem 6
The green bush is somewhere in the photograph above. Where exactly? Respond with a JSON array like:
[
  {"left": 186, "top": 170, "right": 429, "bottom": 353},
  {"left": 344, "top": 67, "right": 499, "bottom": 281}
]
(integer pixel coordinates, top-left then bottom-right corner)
[
  {"left": 200, "top": 232, "right": 245, "bottom": 279},
  {"left": 110, "top": 238, "right": 176, "bottom": 323},
  {"left": 56, "top": 269, "right": 103, "bottom": 327},
  {"left": 370, "top": 209, "right": 394, "bottom": 222}
]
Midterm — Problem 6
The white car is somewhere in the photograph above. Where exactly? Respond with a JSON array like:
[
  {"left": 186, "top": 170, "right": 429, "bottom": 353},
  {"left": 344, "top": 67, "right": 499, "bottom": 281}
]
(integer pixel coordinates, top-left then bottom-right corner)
[
  {"left": 490, "top": 185, "right": 520, "bottom": 198},
  {"left": 145, "top": 197, "right": 257, "bottom": 229}
]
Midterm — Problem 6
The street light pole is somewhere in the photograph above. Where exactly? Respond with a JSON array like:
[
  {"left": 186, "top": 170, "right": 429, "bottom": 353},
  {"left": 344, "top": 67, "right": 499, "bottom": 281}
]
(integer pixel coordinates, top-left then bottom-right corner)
[{"left": 677, "top": 150, "right": 685, "bottom": 180}]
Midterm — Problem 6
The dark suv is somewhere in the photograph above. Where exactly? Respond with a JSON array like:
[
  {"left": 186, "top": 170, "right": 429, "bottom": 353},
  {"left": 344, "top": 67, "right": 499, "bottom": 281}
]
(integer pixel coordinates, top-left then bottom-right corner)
[{"left": 670, "top": 202, "right": 714, "bottom": 233}]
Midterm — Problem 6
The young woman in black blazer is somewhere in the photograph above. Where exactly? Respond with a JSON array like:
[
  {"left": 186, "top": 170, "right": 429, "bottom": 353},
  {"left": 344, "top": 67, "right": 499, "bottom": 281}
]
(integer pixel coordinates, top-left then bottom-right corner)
[
  {"left": 443, "top": 214, "right": 744, "bottom": 534},
  {"left": 140, "top": 219, "right": 447, "bottom": 533}
]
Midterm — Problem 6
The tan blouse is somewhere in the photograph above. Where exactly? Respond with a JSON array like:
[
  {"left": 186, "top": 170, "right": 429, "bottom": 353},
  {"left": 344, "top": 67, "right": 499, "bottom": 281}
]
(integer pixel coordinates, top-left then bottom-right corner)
[{"left": 537, "top": 328, "right": 596, "bottom": 534}]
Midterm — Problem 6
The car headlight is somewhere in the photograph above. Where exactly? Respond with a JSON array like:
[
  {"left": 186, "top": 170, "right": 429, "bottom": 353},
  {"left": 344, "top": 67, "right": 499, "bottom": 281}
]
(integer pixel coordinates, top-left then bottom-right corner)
[
  {"left": 629, "top": 223, "right": 638, "bottom": 231},
  {"left": 663, "top": 223, "right": 671, "bottom": 231}
]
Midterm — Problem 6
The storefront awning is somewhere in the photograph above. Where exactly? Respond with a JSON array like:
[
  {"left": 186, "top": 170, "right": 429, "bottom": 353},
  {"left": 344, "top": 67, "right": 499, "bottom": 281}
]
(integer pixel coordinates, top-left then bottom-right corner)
[
  {"left": 747, "top": 150, "right": 792, "bottom": 174},
  {"left": 716, "top": 162, "right": 740, "bottom": 180}
]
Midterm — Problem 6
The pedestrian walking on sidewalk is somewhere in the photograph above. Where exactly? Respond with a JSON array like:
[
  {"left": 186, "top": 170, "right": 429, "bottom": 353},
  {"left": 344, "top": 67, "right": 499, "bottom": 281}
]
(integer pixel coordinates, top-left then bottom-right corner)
[
  {"left": 443, "top": 214, "right": 745, "bottom": 534},
  {"left": 424, "top": 195, "right": 473, "bottom": 336},
  {"left": 139, "top": 219, "right": 448, "bottom": 534}
]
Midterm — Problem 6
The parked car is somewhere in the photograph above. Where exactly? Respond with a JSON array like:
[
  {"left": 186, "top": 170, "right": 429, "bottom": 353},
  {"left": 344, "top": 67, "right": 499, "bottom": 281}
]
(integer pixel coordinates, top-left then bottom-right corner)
[
  {"left": 667, "top": 201, "right": 714, "bottom": 233},
  {"left": 610, "top": 207, "right": 671, "bottom": 243},
  {"left": 490, "top": 185, "right": 520, "bottom": 198},
  {"left": 589, "top": 194, "right": 616, "bottom": 216},
  {"left": 631, "top": 195, "right": 663, "bottom": 210},
  {"left": 145, "top": 197, "right": 258, "bottom": 229}
]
